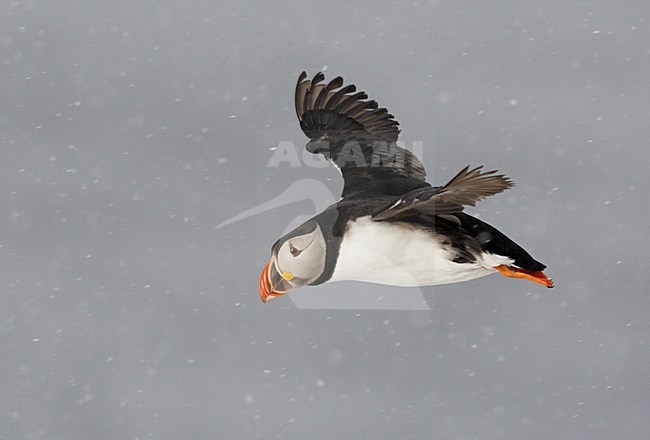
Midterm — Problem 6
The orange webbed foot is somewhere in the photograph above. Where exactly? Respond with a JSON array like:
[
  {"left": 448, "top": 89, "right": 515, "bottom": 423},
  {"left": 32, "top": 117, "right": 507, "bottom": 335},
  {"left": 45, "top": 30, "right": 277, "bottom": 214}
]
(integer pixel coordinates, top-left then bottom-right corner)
[{"left": 495, "top": 264, "right": 554, "bottom": 288}]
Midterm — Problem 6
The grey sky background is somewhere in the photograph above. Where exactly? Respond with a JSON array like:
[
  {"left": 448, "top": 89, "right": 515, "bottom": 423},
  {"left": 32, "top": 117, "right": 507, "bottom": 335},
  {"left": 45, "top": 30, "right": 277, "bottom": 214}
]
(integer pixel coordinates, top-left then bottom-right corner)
[{"left": 1, "top": 1, "right": 649, "bottom": 439}]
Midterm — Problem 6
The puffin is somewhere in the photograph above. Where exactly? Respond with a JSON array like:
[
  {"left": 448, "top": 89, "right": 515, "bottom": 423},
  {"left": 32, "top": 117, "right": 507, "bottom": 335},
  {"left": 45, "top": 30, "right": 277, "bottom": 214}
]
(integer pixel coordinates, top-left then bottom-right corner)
[{"left": 259, "top": 72, "right": 553, "bottom": 302}]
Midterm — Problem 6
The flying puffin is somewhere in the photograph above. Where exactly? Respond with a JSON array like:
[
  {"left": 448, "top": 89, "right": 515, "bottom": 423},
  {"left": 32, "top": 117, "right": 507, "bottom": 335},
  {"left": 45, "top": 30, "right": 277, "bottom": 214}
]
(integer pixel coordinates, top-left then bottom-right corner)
[{"left": 259, "top": 72, "right": 553, "bottom": 302}]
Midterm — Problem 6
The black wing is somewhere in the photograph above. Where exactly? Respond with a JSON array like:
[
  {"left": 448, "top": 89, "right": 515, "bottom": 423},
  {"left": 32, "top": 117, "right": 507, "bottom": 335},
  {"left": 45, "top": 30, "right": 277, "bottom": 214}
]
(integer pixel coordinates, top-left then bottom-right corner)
[
  {"left": 372, "top": 166, "right": 513, "bottom": 221},
  {"left": 295, "top": 72, "right": 427, "bottom": 196}
]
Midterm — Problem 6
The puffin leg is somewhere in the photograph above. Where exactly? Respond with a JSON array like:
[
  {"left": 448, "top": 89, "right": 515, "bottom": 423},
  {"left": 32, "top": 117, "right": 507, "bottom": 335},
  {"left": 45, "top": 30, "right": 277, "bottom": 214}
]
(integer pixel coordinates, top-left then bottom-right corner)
[{"left": 494, "top": 264, "right": 554, "bottom": 288}]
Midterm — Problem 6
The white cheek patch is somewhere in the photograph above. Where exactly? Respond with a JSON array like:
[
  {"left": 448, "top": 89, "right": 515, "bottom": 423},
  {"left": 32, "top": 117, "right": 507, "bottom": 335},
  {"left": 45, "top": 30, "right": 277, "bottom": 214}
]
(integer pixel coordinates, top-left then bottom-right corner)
[
  {"left": 290, "top": 233, "right": 316, "bottom": 253},
  {"left": 276, "top": 225, "right": 326, "bottom": 285}
]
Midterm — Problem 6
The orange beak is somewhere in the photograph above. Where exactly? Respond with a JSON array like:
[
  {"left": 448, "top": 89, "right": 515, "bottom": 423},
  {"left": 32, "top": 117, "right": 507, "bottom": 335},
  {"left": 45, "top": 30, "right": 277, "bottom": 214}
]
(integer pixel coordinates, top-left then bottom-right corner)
[{"left": 259, "top": 259, "right": 292, "bottom": 303}]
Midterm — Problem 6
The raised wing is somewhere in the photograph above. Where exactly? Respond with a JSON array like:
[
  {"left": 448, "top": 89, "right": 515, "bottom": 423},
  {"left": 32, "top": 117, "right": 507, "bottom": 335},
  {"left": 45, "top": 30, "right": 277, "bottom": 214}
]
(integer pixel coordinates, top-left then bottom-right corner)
[
  {"left": 372, "top": 166, "right": 514, "bottom": 221},
  {"left": 295, "top": 72, "right": 427, "bottom": 189}
]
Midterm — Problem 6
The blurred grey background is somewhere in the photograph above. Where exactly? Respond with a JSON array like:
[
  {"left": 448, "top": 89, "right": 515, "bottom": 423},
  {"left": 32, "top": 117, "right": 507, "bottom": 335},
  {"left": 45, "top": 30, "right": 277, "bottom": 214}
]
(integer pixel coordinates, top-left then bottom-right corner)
[{"left": 1, "top": 1, "right": 649, "bottom": 439}]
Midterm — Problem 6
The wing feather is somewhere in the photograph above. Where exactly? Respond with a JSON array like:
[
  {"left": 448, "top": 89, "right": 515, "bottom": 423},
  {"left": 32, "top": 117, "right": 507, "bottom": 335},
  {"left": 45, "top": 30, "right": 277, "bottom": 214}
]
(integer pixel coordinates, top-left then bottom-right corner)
[
  {"left": 324, "top": 84, "right": 356, "bottom": 110},
  {"left": 314, "top": 76, "right": 343, "bottom": 109},
  {"left": 295, "top": 72, "right": 309, "bottom": 119},
  {"left": 372, "top": 166, "right": 514, "bottom": 220},
  {"left": 294, "top": 71, "right": 427, "bottom": 185}
]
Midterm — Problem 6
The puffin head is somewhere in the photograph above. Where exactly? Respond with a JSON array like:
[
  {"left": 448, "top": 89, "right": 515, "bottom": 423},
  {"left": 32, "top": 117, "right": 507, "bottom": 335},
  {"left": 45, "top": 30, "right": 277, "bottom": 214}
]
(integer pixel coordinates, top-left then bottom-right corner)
[{"left": 259, "top": 221, "right": 327, "bottom": 302}]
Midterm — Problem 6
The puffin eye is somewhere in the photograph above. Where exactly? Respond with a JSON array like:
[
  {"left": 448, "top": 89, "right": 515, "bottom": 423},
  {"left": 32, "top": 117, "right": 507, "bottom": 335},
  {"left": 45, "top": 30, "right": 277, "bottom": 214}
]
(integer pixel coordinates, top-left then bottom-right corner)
[{"left": 289, "top": 242, "right": 302, "bottom": 257}]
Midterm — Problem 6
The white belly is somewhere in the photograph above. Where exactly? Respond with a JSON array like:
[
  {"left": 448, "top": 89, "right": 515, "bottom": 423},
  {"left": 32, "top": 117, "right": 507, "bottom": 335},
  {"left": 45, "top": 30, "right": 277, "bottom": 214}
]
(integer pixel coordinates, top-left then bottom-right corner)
[{"left": 329, "top": 216, "right": 512, "bottom": 286}]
